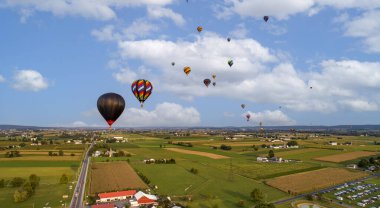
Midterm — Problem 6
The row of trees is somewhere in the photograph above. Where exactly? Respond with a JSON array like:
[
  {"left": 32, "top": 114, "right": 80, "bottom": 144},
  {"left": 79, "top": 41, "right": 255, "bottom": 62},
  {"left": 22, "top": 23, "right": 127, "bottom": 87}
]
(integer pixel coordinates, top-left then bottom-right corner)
[
  {"left": 13, "top": 174, "right": 40, "bottom": 202},
  {"left": 145, "top": 158, "right": 176, "bottom": 164},
  {"left": 220, "top": 144, "right": 232, "bottom": 150},
  {"left": 5, "top": 150, "right": 21, "bottom": 158},
  {"left": 48, "top": 150, "right": 65, "bottom": 156},
  {"left": 358, "top": 156, "right": 380, "bottom": 168}
]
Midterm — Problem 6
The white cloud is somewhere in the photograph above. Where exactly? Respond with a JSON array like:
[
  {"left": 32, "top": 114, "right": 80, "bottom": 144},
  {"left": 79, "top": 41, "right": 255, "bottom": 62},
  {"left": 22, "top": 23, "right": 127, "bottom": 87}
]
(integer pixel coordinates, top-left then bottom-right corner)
[
  {"left": 339, "top": 100, "right": 378, "bottom": 112},
  {"left": 113, "top": 67, "right": 138, "bottom": 84},
  {"left": 245, "top": 110, "right": 296, "bottom": 126},
  {"left": 91, "top": 25, "right": 121, "bottom": 42},
  {"left": 0, "top": 74, "right": 5, "bottom": 83},
  {"left": 118, "top": 102, "right": 200, "bottom": 127},
  {"left": 12, "top": 70, "right": 49, "bottom": 91},
  {"left": 343, "top": 10, "right": 380, "bottom": 53},
  {"left": 114, "top": 33, "right": 380, "bottom": 113},
  {"left": 147, "top": 6, "right": 185, "bottom": 26},
  {"left": 72, "top": 121, "right": 87, "bottom": 127},
  {"left": 2, "top": 0, "right": 175, "bottom": 21},
  {"left": 229, "top": 23, "right": 248, "bottom": 39}
]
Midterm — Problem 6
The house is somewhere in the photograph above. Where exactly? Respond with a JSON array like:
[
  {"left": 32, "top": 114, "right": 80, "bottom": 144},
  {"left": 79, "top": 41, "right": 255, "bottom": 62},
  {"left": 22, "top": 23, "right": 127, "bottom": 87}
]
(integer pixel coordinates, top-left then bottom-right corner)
[
  {"left": 92, "top": 203, "right": 116, "bottom": 208},
  {"left": 347, "top": 164, "right": 358, "bottom": 169},
  {"left": 73, "top": 140, "right": 82, "bottom": 144},
  {"left": 329, "top": 141, "right": 337, "bottom": 146},
  {"left": 96, "top": 190, "right": 137, "bottom": 203},
  {"left": 257, "top": 157, "right": 269, "bottom": 162},
  {"left": 93, "top": 150, "right": 102, "bottom": 157},
  {"left": 130, "top": 191, "right": 158, "bottom": 207}
]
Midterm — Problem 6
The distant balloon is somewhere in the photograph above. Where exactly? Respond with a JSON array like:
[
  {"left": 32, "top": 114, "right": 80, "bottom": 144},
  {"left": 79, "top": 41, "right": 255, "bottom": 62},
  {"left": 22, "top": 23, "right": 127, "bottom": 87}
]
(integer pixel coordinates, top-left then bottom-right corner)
[
  {"left": 246, "top": 114, "right": 251, "bottom": 121},
  {"left": 204, "top": 79, "right": 211, "bottom": 87},
  {"left": 228, "top": 60, "right": 233, "bottom": 67},
  {"left": 97, "top": 93, "right": 125, "bottom": 128},
  {"left": 310, "top": 86, "right": 313, "bottom": 89},
  {"left": 227, "top": 37, "right": 231, "bottom": 42},
  {"left": 263, "top": 16, "right": 269, "bottom": 22},
  {"left": 212, "top": 74, "right": 216, "bottom": 80},
  {"left": 241, "top": 104, "right": 245, "bottom": 109},
  {"left": 171, "top": 62, "right": 175, "bottom": 66},
  {"left": 131, "top": 79, "right": 153, "bottom": 108},
  {"left": 197, "top": 26, "right": 203, "bottom": 33},
  {"left": 184, "top": 66, "right": 191, "bottom": 75},
  {"left": 212, "top": 82, "right": 216, "bottom": 86}
]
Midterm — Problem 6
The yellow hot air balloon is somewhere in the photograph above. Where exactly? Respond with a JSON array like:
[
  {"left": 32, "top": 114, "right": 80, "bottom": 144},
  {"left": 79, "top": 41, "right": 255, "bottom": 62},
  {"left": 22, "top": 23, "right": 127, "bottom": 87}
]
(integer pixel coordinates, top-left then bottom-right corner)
[
  {"left": 212, "top": 74, "right": 216, "bottom": 80},
  {"left": 197, "top": 26, "right": 203, "bottom": 33},
  {"left": 184, "top": 66, "right": 191, "bottom": 75}
]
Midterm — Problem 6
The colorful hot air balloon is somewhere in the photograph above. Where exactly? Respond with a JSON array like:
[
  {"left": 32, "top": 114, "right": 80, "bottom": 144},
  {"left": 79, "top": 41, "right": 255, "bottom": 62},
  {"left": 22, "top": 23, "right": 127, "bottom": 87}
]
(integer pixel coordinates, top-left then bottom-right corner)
[
  {"left": 197, "top": 26, "right": 203, "bottom": 33},
  {"left": 246, "top": 114, "right": 251, "bottom": 121},
  {"left": 241, "top": 104, "right": 245, "bottom": 109},
  {"left": 171, "top": 62, "right": 175, "bottom": 66},
  {"left": 204, "top": 79, "right": 211, "bottom": 87},
  {"left": 212, "top": 82, "right": 216, "bottom": 86},
  {"left": 212, "top": 74, "right": 216, "bottom": 80},
  {"left": 97, "top": 93, "right": 125, "bottom": 129},
  {"left": 263, "top": 16, "right": 269, "bottom": 22},
  {"left": 184, "top": 66, "right": 191, "bottom": 75},
  {"left": 131, "top": 79, "right": 153, "bottom": 108},
  {"left": 228, "top": 60, "right": 233, "bottom": 67},
  {"left": 227, "top": 37, "right": 231, "bottom": 42}
]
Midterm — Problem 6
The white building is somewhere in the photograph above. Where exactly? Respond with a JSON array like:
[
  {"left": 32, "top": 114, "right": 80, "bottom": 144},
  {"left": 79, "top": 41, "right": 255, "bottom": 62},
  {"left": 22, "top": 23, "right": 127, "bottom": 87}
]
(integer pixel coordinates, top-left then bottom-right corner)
[{"left": 257, "top": 157, "right": 269, "bottom": 162}]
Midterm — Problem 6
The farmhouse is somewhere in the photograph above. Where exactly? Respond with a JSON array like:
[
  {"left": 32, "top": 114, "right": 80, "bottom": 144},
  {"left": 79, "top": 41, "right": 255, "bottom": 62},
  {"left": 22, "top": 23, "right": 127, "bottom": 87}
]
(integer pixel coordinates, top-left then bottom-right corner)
[
  {"left": 347, "top": 164, "right": 358, "bottom": 169},
  {"left": 96, "top": 190, "right": 137, "bottom": 203},
  {"left": 257, "top": 157, "right": 269, "bottom": 162},
  {"left": 329, "top": 141, "right": 338, "bottom": 146},
  {"left": 129, "top": 191, "right": 158, "bottom": 207}
]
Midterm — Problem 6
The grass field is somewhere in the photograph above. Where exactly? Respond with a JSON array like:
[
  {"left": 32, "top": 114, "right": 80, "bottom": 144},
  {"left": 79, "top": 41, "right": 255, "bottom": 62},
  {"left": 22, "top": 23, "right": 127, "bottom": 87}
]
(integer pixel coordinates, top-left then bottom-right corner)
[
  {"left": 89, "top": 162, "right": 148, "bottom": 195},
  {"left": 266, "top": 168, "right": 368, "bottom": 194},
  {"left": 165, "top": 147, "right": 229, "bottom": 159},
  {"left": 314, "top": 151, "right": 379, "bottom": 162}
]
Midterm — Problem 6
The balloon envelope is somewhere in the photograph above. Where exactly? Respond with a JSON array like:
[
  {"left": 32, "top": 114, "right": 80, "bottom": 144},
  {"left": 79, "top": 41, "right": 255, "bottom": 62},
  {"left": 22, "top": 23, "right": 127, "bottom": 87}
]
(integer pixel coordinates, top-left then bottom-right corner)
[
  {"left": 228, "top": 60, "right": 233, "bottom": 67},
  {"left": 197, "top": 26, "right": 203, "bottom": 33},
  {"left": 263, "top": 16, "right": 269, "bottom": 22},
  {"left": 131, "top": 79, "right": 153, "bottom": 107},
  {"left": 184, "top": 66, "right": 191, "bottom": 75},
  {"left": 204, "top": 79, "right": 211, "bottom": 87},
  {"left": 241, "top": 104, "right": 245, "bottom": 109},
  {"left": 97, "top": 93, "right": 125, "bottom": 127}
]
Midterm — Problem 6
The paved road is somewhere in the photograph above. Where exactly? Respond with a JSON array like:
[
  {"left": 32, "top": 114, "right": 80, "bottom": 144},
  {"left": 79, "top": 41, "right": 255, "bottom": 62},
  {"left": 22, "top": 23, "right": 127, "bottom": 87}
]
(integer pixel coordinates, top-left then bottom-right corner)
[
  {"left": 70, "top": 142, "right": 94, "bottom": 208},
  {"left": 273, "top": 172, "right": 380, "bottom": 205}
]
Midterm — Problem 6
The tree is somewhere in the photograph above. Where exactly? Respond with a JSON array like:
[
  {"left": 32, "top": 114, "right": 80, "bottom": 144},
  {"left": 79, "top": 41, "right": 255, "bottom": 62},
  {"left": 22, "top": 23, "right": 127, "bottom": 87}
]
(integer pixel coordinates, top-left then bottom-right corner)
[
  {"left": 49, "top": 139, "right": 53, "bottom": 145},
  {"left": 268, "top": 150, "right": 275, "bottom": 158},
  {"left": 29, "top": 174, "right": 40, "bottom": 190},
  {"left": 59, "top": 150, "right": 64, "bottom": 156},
  {"left": 117, "top": 150, "right": 125, "bottom": 157},
  {"left": 254, "top": 147, "right": 259, "bottom": 151},
  {"left": 14, "top": 189, "right": 28, "bottom": 202},
  {"left": 250, "top": 188, "right": 264, "bottom": 203},
  {"left": 261, "top": 144, "right": 267, "bottom": 148},
  {"left": 305, "top": 194, "right": 313, "bottom": 201},
  {"left": 369, "top": 157, "right": 375, "bottom": 164},
  {"left": 19, "top": 143, "right": 26, "bottom": 147},
  {"left": 358, "top": 159, "right": 370, "bottom": 168},
  {"left": 11, "top": 177, "right": 25, "bottom": 187},
  {"left": 59, "top": 174, "right": 69, "bottom": 184},
  {"left": 22, "top": 181, "right": 34, "bottom": 196},
  {"left": 255, "top": 203, "right": 275, "bottom": 208},
  {"left": 287, "top": 141, "right": 298, "bottom": 146},
  {"left": 70, "top": 153, "right": 75, "bottom": 156},
  {"left": 48, "top": 151, "right": 53, "bottom": 156},
  {"left": 0, "top": 179, "right": 4, "bottom": 188}
]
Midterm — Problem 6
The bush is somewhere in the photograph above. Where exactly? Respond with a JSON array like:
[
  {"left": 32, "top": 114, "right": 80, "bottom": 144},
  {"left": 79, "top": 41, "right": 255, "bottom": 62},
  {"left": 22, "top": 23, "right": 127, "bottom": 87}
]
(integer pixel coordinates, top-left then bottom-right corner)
[
  {"left": 59, "top": 174, "right": 69, "bottom": 184},
  {"left": 70, "top": 153, "right": 75, "bottom": 156},
  {"left": 220, "top": 144, "right": 232, "bottom": 150},
  {"left": 14, "top": 189, "right": 28, "bottom": 202},
  {"left": 11, "top": 177, "right": 26, "bottom": 187},
  {"left": 190, "top": 168, "right": 198, "bottom": 174}
]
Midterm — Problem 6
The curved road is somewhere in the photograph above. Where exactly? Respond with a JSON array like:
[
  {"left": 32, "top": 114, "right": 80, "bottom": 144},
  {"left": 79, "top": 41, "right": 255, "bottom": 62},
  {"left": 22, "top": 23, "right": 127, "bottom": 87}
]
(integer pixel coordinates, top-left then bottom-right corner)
[{"left": 70, "top": 143, "right": 93, "bottom": 208}]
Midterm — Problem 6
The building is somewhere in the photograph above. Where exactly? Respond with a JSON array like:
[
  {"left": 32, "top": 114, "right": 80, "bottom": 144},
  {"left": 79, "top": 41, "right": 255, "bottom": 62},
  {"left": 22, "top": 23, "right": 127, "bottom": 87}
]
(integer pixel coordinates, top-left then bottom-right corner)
[
  {"left": 130, "top": 191, "right": 158, "bottom": 207},
  {"left": 329, "top": 141, "right": 338, "bottom": 146},
  {"left": 347, "top": 164, "right": 358, "bottom": 169},
  {"left": 96, "top": 190, "right": 137, "bottom": 203},
  {"left": 92, "top": 203, "right": 116, "bottom": 208},
  {"left": 257, "top": 157, "right": 269, "bottom": 162}
]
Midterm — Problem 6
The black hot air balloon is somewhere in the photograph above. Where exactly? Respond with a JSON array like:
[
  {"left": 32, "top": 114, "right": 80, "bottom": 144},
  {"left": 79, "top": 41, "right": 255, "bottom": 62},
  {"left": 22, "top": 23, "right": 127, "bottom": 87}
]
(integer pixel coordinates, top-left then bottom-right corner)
[
  {"left": 204, "top": 79, "right": 211, "bottom": 87},
  {"left": 227, "top": 37, "right": 231, "bottom": 42},
  {"left": 212, "top": 82, "right": 216, "bottom": 86},
  {"left": 97, "top": 93, "right": 125, "bottom": 129},
  {"left": 263, "top": 16, "right": 269, "bottom": 22},
  {"left": 171, "top": 62, "right": 175, "bottom": 66}
]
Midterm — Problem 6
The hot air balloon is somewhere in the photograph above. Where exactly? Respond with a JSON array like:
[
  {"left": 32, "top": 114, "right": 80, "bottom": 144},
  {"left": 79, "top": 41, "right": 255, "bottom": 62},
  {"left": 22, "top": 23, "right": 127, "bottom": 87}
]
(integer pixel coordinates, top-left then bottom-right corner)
[
  {"left": 212, "top": 82, "right": 216, "bottom": 86},
  {"left": 184, "top": 66, "right": 191, "bottom": 75},
  {"left": 263, "top": 16, "right": 269, "bottom": 22},
  {"left": 197, "top": 26, "right": 203, "bottom": 33},
  {"left": 212, "top": 74, "right": 216, "bottom": 80},
  {"left": 228, "top": 60, "right": 233, "bottom": 67},
  {"left": 97, "top": 93, "right": 125, "bottom": 129},
  {"left": 131, "top": 79, "right": 153, "bottom": 108},
  {"left": 227, "top": 37, "right": 231, "bottom": 42},
  {"left": 204, "top": 79, "right": 211, "bottom": 87},
  {"left": 246, "top": 114, "right": 251, "bottom": 121},
  {"left": 310, "top": 86, "right": 313, "bottom": 89},
  {"left": 241, "top": 104, "right": 245, "bottom": 109},
  {"left": 171, "top": 62, "right": 175, "bottom": 66}
]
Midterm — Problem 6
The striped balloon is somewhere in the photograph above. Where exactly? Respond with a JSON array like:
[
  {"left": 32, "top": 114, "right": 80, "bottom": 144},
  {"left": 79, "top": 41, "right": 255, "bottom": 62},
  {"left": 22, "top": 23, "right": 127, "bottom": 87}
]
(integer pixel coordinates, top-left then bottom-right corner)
[
  {"left": 131, "top": 79, "right": 153, "bottom": 108},
  {"left": 184, "top": 66, "right": 191, "bottom": 75}
]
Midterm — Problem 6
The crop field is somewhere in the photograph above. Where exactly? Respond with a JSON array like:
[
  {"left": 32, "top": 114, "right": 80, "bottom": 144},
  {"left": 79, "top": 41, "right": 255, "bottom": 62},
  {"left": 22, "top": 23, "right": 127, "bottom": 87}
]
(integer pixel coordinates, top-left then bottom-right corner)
[
  {"left": 89, "top": 162, "right": 148, "bottom": 194},
  {"left": 165, "top": 148, "right": 230, "bottom": 159},
  {"left": 266, "top": 168, "right": 368, "bottom": 194},
  {"left": 314, "top": 151, "right": 379, "bottom": 162}
]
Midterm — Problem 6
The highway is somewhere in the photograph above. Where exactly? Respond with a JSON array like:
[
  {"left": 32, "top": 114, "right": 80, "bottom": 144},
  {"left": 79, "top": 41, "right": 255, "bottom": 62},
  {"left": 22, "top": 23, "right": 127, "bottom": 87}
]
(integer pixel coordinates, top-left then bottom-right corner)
[{"left": 70, "top": 142, "right": 94, "bottom": 208}]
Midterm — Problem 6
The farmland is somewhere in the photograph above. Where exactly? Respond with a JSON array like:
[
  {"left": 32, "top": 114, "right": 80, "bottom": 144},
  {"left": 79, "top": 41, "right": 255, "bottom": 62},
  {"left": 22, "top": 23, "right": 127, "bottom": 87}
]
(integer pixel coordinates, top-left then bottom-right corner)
[
  {"left": 89, "top": 162, "right": 148, "bottom": 194},
  {"left": 314, "top": 151, "right": 379, "bottom": 163},
  {"left": 165, "top": 147, "right": 230, "bottom": 159},
  {"left": 266, "top": 168, "right": 368, "bottom": 194}
]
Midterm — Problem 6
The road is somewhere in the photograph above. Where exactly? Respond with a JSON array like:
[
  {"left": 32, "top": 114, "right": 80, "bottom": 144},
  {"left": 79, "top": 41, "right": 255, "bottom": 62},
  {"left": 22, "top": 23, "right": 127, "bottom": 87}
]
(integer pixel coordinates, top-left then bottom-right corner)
[
  {"left": 70, "top": 142, "right": 94, "bottom": 208},
  {"left": 273, "top": 172, "right": 380, "bottom": 205}
]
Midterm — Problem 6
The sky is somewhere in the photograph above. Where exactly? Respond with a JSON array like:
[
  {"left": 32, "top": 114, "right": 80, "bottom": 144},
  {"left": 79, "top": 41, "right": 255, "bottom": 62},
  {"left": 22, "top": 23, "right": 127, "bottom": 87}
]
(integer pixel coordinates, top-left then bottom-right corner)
[{"left": 1, "top": 0, "right": 380, "bottom": 127}]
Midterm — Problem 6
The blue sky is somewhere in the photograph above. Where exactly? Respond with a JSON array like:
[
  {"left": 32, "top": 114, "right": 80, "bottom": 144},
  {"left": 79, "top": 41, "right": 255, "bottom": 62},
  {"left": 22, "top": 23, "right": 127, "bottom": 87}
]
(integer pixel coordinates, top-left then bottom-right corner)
[{"left": 1, "top": 0, "right": 380, "bottom": 127}]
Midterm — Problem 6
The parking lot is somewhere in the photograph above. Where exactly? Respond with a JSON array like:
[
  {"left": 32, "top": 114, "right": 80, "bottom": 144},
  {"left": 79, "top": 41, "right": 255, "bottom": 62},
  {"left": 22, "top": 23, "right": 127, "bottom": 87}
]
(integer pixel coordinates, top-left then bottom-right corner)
[{"left": 324, "top": 178, "right": 380, "bottom": 208}]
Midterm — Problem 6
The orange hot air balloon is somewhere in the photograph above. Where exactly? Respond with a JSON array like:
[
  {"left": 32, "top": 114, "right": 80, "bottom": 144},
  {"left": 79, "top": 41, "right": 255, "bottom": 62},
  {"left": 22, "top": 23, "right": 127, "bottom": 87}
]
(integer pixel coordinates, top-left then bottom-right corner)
[
  {"left": 197, "top": 26, "right": 203, "bottom": 33},
  {"left": 184, "top": 66, "right": 191, "bottom": 75}
]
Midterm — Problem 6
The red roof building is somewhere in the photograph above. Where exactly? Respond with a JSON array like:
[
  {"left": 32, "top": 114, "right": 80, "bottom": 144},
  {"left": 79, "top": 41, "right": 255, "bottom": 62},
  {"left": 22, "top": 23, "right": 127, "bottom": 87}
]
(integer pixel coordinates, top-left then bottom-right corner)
[
  {"left": 91, "top": 203, "right": 115, "bottom": 208},
  {"left": 96, "top": 190, "right": 137, "bottom": 203}
]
